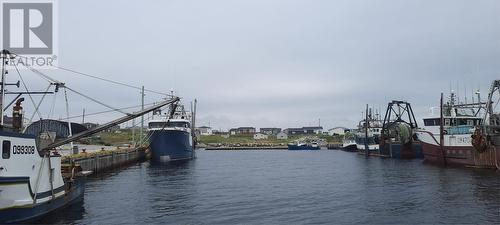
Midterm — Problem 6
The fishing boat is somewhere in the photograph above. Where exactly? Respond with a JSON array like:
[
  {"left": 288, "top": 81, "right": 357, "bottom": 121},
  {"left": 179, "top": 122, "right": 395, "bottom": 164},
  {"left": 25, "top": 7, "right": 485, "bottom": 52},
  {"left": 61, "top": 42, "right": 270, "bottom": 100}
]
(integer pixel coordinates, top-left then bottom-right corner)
[
  {"left": 341, "top": 135, "right": 357, "bottom": 152},
  {"left": 354, "top": 107, "right": 382, "bottom": 155},
  {"left": 0, "top": 50, "right": 179, "bottom": 223},
  {"left": 378, "top": 101, "right": 423, "bottom": 159},
  {"left": 416, "top": 81, "right": 499, "bottom": 169},
  {"left": 148, "top": 101, "right": 196, "bottom": 162},
  {"left": 287, "top": 141, "right": 320, "bottom": 150}
]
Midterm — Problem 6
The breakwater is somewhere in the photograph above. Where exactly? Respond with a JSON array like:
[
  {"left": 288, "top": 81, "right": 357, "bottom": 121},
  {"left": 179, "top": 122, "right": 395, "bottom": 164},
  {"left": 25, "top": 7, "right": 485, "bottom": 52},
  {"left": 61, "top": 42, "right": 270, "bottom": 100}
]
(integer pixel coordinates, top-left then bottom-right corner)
[
  {"left": 62, "top": 147, "right": 146, "bottom": 174},
  {"left": 205, "top": 146, "right": 287, "bottom": 150}
]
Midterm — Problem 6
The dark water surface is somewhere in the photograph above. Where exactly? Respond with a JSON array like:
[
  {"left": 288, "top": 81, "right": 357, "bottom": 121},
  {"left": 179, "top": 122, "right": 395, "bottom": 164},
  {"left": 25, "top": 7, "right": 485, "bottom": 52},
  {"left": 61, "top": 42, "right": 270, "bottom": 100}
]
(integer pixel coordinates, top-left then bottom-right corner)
[{"left": 37, "top": 150, "right": 499, "bottom": 224}]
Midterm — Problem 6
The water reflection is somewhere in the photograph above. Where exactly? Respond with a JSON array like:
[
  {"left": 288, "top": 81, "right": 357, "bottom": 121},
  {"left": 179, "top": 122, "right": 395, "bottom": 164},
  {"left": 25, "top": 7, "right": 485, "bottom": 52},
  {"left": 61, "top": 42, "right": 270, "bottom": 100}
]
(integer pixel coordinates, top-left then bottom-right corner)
[
  {"left": 24, "top": 151, "right": 500, "bottom": 225},
  {"left": 143, "top": 160, "right": 198, "bottom": 224},
  {"left": 33, "top": 199, "right": 85, "bottom": 225}
]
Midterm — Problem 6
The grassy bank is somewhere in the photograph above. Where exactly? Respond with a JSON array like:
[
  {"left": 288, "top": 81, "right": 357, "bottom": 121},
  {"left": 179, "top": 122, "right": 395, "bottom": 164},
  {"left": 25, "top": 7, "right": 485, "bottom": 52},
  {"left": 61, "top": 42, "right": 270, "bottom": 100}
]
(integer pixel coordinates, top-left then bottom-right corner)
[{"left": 199, "top": 134, "right": 343, "bottom": 146}]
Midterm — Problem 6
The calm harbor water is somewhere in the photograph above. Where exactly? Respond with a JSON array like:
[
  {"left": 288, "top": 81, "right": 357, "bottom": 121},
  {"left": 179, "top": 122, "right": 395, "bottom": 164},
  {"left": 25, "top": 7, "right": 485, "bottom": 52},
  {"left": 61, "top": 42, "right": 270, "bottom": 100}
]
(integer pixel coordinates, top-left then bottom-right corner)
[{"left": 37, "top": 150, "right": 499, "bottom": 225}]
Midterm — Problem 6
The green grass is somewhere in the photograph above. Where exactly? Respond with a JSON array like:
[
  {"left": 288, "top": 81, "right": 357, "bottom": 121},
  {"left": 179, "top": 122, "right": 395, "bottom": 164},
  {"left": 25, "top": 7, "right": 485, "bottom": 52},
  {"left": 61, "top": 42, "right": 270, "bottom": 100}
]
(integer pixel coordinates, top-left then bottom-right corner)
[
  {"left": 86, "top": 130, "right": 345, "bottom": 147},
  {"left": 84, "top": 130, "right": 145, "bottom": 146},
  {"left": 199, "top": 134, "right": 343, "bottom": 145}
]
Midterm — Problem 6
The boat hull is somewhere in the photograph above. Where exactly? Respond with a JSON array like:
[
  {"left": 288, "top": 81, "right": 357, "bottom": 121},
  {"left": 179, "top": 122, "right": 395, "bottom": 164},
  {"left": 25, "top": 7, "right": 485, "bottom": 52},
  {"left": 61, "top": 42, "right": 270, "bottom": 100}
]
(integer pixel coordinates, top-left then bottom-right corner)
[
  {"left": 379, "top": 141, "right": 423, "bottom": 159},
  {"left": 0, "top": 176, "right": 86, "bottom": 224},
  {"left": 420, "top": 141, "right": 499, "bottom": 169},
  {"left": 287, "top": 145, "right": 320, "bottom": 150},
  {"left": 148, "top": 130, "right": 194, "bottom": 162},
  {"left": 342, "top": 144, "right": 358, "bottom": 152}
]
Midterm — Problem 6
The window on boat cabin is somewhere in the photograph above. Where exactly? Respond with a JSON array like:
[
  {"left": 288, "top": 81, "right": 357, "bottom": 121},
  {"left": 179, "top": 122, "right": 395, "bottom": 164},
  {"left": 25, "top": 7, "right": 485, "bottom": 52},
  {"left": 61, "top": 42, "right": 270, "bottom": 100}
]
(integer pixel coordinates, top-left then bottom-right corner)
[
  {"left": 149, "top": 121, "right": 190, "bottom": 129},
  {"left": 467, "top": 120, "right": 474, "bottom": 126},
  {"left": 424, "top": 118, "right": 441, "bottom": 126},
  {"left": 149, "top": 122, "right": 166, "bottom": 129},
  {"left": 166, "top": 122, "right": 190, "bottom": 128},
  {"left": 2, "top": 140, "right": 11, "bottom": 159}
]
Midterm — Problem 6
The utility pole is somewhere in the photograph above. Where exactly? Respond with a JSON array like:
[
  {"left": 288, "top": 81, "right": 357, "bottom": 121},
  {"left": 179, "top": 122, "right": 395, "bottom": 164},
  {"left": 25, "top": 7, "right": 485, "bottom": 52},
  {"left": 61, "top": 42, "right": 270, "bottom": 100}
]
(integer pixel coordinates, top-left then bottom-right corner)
[{"left": 82, "top": 108, "right": 85, "bottom": 124}]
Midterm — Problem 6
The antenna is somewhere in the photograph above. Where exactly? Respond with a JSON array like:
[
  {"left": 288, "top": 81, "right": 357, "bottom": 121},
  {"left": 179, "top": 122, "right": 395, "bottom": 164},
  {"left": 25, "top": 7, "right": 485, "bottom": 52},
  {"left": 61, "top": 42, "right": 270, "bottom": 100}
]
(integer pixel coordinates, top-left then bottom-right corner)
[{"left": 464, "top": 84, "right": 467, "bottom": 104}]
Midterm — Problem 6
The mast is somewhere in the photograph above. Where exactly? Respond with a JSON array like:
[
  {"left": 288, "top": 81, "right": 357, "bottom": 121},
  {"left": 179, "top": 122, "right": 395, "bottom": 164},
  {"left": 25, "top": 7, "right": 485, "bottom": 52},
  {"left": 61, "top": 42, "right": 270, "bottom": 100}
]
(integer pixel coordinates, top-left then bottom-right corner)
[
  {"left": 440, "top": 92, "right": 446, "bottom": 166},
  {"left": 140, "top": 85, "right": 145, "bottom": 145},
  {"left": 364, "top": 104, "right": 369, "bottom": 157},
  {"left": 64, "top": 87, "right": 73, "bottom": 150},
  {"left": 0, "top": 50, "right": 9, "bottom": 126}
]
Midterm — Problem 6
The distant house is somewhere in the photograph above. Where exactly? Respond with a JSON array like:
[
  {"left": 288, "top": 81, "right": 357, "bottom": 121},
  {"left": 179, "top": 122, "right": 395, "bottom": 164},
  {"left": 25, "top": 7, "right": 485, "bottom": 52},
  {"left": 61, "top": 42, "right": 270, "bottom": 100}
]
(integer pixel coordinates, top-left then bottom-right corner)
[
  {"left": 83, "top": 122, "right": 117, "bottom": 133},
  {"left": 104, "top": 125, "right": 120, "bottom": 133},
  {"left": 259, "top": 128, "right": 282, "bottom": 135},
  {"left": 253, "top": 133, "right": 268, "bottom": 140},
  {"left": 212, "top": 130, "right": 229, "bottom": 135},
  {"left": 277, "top": 132, "right": 288, "bottom": 140},
  {"left": 285, "top": 126, "right": 323, "bottom": 135},
  {"left": 198, "top": 126, "right": 213, "bottom": 135},
  {"left": 230, "top": 127, "right": 256, "bottom": 135},
  {"left": 328, "top": 127, "right": 349, "bottom": 136},
  {"left": 83, "top": 122, "right": 99, "bottom": 130}
]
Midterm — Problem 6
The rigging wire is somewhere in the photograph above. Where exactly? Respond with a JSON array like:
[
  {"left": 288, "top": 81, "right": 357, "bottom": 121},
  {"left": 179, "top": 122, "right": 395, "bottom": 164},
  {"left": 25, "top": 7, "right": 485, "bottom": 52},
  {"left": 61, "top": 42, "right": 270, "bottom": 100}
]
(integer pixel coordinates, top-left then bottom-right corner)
[
  {"left": 64, "top": 86, "right": 128, "bottom": 115},
  {"left": 25, "top": 84, "right": 53, "bottom": 132},
  {"left": 54, "top": 65, "right": 172, "bottom": 96},
  {"left": 62, "top": 102, "right": 157, "bottom": 120},
  {"left": 48, "top": 89, "right": 58, "bottom": 119},
  {"left": 20, "top": 63, "right": 130, "bottom": 116},
  {"left": 13, "top": 63, "right": 45, "bottom": 120}
]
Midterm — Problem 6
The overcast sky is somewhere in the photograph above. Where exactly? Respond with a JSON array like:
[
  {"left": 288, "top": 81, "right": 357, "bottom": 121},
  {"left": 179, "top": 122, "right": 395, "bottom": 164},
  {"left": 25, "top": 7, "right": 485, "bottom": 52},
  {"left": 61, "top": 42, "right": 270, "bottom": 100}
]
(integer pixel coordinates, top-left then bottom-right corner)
[{"left": 12, "top": 0, "right": 500, "bottom": 130}]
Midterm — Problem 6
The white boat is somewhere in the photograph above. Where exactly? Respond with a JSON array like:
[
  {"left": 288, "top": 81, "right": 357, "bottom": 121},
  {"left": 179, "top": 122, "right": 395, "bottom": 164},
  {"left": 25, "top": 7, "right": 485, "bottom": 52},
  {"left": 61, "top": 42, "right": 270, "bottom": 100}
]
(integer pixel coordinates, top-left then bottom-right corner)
[
  {"left": 354, "top": 109, "right": 383, "bottom": 153},
  {"left": 342, "top": 138, "right": 357, "bottom": 152},
  {"left": 0, "top": 50, "right": 179, "bottom": 223}
]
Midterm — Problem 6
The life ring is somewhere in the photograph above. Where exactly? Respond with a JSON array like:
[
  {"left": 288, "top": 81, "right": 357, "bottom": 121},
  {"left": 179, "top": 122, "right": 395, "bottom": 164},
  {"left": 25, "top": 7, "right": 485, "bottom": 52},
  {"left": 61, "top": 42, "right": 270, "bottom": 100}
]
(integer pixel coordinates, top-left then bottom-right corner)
[{"left": 471, "top": 128, "right": 488, "bottom": 153}]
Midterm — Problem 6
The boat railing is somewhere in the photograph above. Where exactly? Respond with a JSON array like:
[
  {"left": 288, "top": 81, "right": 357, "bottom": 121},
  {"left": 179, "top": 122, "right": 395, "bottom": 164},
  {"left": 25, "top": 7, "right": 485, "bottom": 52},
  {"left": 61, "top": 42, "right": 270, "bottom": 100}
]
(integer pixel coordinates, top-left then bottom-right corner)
[{"left": 444, "top": 125, "right": 475, "bottom": 135}]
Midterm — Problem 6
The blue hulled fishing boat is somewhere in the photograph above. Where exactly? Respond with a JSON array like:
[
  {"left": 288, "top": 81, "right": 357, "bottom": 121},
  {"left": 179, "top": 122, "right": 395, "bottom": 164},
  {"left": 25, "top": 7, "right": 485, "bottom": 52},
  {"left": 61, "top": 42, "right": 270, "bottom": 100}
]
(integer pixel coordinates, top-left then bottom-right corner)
[{"left": 148, "top": 102, "right": 196, "bottom": 162}]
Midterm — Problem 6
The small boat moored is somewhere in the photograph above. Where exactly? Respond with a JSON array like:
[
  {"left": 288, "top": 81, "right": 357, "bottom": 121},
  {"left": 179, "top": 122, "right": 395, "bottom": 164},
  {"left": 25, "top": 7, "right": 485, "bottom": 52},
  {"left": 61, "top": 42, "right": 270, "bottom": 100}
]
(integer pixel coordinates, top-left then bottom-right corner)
[
  {"left": 354, "top": 107, "right": 383, "bottom": 155},
  {"left": 341, "top": 135, "right": 357, "bottom": 152},
  {"left": 288, "top": 141, "right": 320, "bottom": 150}
]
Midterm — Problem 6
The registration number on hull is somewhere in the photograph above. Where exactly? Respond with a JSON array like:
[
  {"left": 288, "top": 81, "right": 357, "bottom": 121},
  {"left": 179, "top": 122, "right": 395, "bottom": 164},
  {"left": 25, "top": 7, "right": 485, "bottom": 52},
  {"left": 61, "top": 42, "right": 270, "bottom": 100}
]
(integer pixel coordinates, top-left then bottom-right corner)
[{"left": 12, "top": 145, "right": 36, "bottom": 154}]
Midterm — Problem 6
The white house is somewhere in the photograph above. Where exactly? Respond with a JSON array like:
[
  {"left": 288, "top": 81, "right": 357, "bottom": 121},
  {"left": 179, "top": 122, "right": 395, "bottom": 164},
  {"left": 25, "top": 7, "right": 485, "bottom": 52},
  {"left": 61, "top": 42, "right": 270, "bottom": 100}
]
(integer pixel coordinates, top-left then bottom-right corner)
[
  {"left": 328, "top": 127, "right": 349, "bottom": 136},
  {"left": 277, "top": 132, "right": 288, "bottom": 140},
  {"left": 253, "top": 133, "right": 269, "bottom": 140},
  {"left": 198, "top": 126, "right": 213, "bottom": 136}
]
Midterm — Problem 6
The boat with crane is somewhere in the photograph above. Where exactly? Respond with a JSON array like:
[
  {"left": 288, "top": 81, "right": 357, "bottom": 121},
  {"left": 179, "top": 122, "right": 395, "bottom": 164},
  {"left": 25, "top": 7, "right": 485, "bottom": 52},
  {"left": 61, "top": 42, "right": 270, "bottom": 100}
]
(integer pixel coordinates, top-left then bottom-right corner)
[
  {"left": 379, "top": 100, "right": 423, "bottom": 158},
  {"left": 0, "top": 50, "right": 180, "bottom": 223}
]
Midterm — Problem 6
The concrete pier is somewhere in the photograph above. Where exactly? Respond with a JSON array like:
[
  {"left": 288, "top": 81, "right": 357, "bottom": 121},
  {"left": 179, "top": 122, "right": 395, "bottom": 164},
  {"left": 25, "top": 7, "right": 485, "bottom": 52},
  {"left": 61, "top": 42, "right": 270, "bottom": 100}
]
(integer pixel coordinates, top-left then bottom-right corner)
[{"left": 62, "top": 147, "right": 146, "bottom": 174}]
